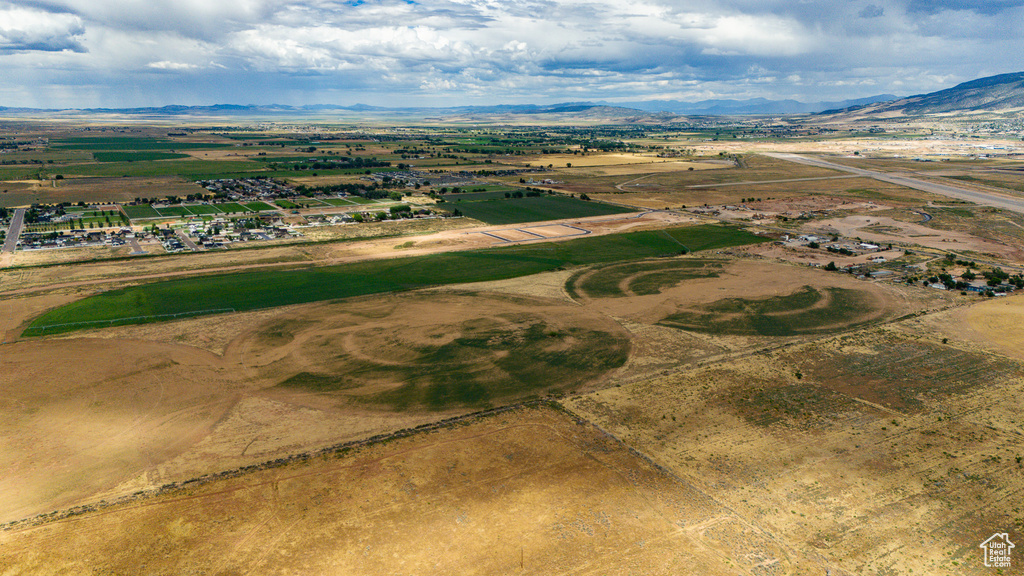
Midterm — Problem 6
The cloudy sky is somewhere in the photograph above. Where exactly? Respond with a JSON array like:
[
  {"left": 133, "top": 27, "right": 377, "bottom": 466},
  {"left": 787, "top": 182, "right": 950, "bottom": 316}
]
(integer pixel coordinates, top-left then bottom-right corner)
[{"left": 1, "top": 0, "right": 1022, "bottom": 108}]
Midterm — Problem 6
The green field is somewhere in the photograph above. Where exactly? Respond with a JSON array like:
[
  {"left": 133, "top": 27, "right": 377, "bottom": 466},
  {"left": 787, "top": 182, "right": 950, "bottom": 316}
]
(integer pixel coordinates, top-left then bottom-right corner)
[
  {"left": 345, "top": 196, "right": 378, "bottom": 205},
  {"left": 93, "top": 152, "right": 191, "bottom": 162},
  {"left": 275, "top": 199, "right": 299, "bottom": 209},
  {"left": 244, "top": 202, "right": 277, "bottom": 211},
  {"left": 121, "top": 204, "right": 161, "bottom": 219},
  {"left": 48, "top": 160, "right": 262, "bottom": 179},
  {"left": 443, "top": 191, "right": 515, "bottom": 201},
  {"left": 51, "top": 138, "right": 231, "bottom": 151},
  {"left": 321, "top": 198, "right": 357, "bottom": 206},
  {"left": 24, "top": 224, "right": 771, "bottom": 335},
  {"left": 658, "top": 286, "right": 878, "bottom": 337},
  {"left": 155, "top": 206, "right": 193, "bottom": 217},
  {"left": 217, "top": 202, "right": 249, "bottom": 214},
  {"left": 184, "top": 204, "right": 223, "bottom": 215},
  {"left": 451, "top": 195, "right": 634, "bottom": 225}
]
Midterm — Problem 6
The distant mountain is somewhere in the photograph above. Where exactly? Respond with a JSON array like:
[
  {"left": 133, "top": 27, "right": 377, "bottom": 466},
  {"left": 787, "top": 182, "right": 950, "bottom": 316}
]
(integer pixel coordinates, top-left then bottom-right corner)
[
  {"left": 821, "top": 72, "right": 1024, "bottom": 117},
  {"left": 608, "top": 95, "right": 897, "bottom": 115},
  {"left": 0, "top": 102, "right": 683, "bottom": 124}
]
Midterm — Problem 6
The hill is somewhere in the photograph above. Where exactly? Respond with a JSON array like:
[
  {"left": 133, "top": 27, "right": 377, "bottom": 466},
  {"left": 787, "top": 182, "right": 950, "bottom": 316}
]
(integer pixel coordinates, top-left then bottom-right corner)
[{"left": 822, "top": 71, "right": 1024, "bottom": 117}]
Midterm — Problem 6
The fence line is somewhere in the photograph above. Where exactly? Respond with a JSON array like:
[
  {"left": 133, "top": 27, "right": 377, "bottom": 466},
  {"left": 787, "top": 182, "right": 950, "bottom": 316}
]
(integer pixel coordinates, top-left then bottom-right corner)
[{"left": 25, "top": 308, "right": 236, "bottom": 334}]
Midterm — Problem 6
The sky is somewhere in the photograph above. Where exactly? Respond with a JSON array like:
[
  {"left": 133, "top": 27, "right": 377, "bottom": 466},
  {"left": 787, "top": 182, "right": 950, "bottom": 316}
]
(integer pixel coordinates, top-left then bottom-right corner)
[{"left": 1, "top": 0, "right": 1023, "bottom": 109}]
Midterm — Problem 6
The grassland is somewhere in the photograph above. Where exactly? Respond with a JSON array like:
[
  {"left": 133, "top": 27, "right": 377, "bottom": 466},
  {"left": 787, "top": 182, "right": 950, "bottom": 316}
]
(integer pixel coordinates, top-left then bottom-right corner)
[
  {"left": 24, "top": 224, "right": 770, "bottom": 335},
  {"left": 658, "top": 285, "right": 881, "bottom": 336},
  {"left": 568, "top": 259, "right": 725, "bottom": 299}
]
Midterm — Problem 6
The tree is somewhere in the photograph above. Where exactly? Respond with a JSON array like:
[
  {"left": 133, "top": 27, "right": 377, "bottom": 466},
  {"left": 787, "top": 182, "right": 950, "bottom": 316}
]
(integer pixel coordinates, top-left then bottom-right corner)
[{"left": 824, "top": 261, "right": 838, "bottom": 271}]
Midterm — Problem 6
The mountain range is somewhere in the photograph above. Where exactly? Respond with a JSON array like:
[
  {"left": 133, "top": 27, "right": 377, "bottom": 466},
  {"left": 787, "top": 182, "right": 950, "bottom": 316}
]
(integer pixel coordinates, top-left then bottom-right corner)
[{"left": 1, "top": 71, "right": 1021, "bottom": 121}]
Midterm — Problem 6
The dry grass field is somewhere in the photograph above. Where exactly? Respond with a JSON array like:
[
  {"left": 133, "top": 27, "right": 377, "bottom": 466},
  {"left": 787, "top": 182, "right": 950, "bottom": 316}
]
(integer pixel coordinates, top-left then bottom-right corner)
[{"left": 0, "top": 405, "right": 841, "bottom": 576}]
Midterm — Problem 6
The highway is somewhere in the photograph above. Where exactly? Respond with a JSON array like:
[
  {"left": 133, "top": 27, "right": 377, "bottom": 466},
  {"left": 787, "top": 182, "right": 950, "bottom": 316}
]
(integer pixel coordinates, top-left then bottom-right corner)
[
  {"left": 764, "top": 153, "right": 1024, "bottom": 215},
  {"left": 2, "top": 208, "right": 25, "bottom": 253}
]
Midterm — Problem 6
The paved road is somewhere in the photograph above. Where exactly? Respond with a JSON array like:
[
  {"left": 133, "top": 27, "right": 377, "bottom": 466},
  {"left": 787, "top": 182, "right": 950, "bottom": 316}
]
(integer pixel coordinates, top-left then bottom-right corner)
[
  {"left": 764, "top": 153, "right": 1024, "bottom": 215},
  {"left": 175, "top": 229, "right": 201, "bottom": 252},
  {"left": 128, "top": 237, "right": 146, "bottom": 255},
  {"left": 686, "top": 174, "right": 861, "bottom": 189},
  {"left": 2, "top": 208, "right": 26, "bottom": 253}
]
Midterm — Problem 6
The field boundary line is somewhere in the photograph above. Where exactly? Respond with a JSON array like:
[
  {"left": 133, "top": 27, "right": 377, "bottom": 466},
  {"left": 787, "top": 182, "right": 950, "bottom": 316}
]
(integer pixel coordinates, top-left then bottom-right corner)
[{"left": 24, "top": 307, "right": 236, "bottom": 334}]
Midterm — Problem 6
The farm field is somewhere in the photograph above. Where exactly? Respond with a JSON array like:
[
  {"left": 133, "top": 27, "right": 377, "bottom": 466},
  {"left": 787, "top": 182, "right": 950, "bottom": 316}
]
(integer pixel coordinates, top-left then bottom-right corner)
[
  {"left": 23, "top": 224, "right": 770, "bottom": 334},
  {"left": 450, "top": 194, "right": 635, "bottom": 225}
]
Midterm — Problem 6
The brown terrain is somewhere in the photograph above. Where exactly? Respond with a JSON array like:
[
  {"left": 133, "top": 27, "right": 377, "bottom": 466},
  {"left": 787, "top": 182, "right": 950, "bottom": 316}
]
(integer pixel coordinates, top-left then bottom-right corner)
[{"left": 2, "top": 132, "right": 1023, "bottom": 575}]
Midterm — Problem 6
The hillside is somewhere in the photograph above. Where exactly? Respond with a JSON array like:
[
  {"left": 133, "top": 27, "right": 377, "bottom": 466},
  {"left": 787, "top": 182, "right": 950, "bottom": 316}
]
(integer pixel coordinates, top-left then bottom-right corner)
[{"left": 823, "top": 71, "right": 1024, "bottom": 117}]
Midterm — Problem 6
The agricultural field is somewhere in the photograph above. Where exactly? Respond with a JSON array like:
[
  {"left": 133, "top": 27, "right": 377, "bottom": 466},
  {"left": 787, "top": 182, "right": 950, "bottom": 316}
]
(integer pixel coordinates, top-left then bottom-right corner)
[
  {"left": 447, "top": 194, "right": 635, "bottom": 225},
  {"left": 23, "top": 224, "right": 769, "bottom": 335},
  {"left": 3, "top": 121, "right": 1024, "bottom": 575}
]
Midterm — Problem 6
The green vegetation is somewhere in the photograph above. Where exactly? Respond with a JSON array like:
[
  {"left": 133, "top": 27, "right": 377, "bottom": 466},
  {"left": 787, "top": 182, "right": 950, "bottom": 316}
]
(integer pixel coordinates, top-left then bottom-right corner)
[
  {"left": 216, "top": 202, "right": 249, "bottom": 214},
  {"left": 658, "top": 286, "right": 878, "bottom": 337},
  {"left": 572, "top": 259, "right": 724, "bottom": 298},
  {"left": 450, "top": 195, "right": 633, "bottom": 225},
  {"left": 279, "top": 318, "right": 629, "bottom": 410},
  {"left": 275, "top": 199, "right": 299, "bottom": 209},
  {"left": 154, "top": 206, "right": 193, "bottom": 217},
  {"left": 321, "top": 197, "right": 358, "bottom": 206},
  {"left": 92, "top": 152, "right": 191, "bottom": 162},
  {"left": 244, "top": 201, "right": 276, "bottom": 211},
  {"left": 25, "top": 224, "right": 770, "bottom": 335},
  {"left": 184, "top": 204, "right": 223, "bottom": 216},
  {"left": 121, "top": 204, "right": 161, "bottom": 219},
  {"left": 50, "top": 138, "right": 230, "bottom": 151}
]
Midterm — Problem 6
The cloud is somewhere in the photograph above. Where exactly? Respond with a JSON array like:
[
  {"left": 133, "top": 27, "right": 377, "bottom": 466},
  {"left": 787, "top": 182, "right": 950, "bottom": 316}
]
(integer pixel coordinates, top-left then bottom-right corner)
[
  {"left": 0, "top": 6, "right": 85, "bottom": 53},
  {"left": 0, "top": 0, "right": 1023, "bottom": 107},
  {"left": 859, "top": 4, "right": 884, "bottom": 18}
]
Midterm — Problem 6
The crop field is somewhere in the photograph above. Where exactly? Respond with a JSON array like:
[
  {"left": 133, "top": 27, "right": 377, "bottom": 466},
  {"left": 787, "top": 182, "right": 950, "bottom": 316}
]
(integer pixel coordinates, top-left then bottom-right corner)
[
  {"left": 244, "top": 201, "right": 276, "bottom": 211},
  {"left": 154, "top": 205, "right": 194, "bottom": 217},
  {"left": 23, "top": 224, "right": 769, "bottom": 335},
  {"left": 55, "top": 159, "right": 262, "bottom": 179},
  {"left": 50, "top": 137, "right": 232, "bottom": 151},
  {"left": 92, "top": 151, "right": 191, "bottom": 162},
  {"left": 442, "top": 190, "right": 516, "bottom": 201},
  {"left": 320, "top": 197, "right": 360, "bottom": 206},
  {"left": 216, "top": 202, "right": 250, "bottom": 214},
  {"left": 344, "top": 195, "right": 379, "bottom": 204},
  {"left": 449, "top": 195, "right": 634, "bottom": 225},
  {"left": 120, "top": 204, "right": 161, "bottom": 219}
]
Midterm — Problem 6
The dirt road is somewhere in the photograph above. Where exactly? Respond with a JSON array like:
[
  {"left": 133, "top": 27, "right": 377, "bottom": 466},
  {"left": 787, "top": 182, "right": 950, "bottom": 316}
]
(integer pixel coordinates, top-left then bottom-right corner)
[{"left": 765, "top": 153, "right": 1024, "bottom": 214}]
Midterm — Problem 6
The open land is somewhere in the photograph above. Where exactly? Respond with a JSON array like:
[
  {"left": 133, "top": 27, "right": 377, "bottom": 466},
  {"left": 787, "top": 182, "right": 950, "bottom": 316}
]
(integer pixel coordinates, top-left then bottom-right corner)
[{"left": 1, "top": 119, "right": 1023, "bottom": 575}]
